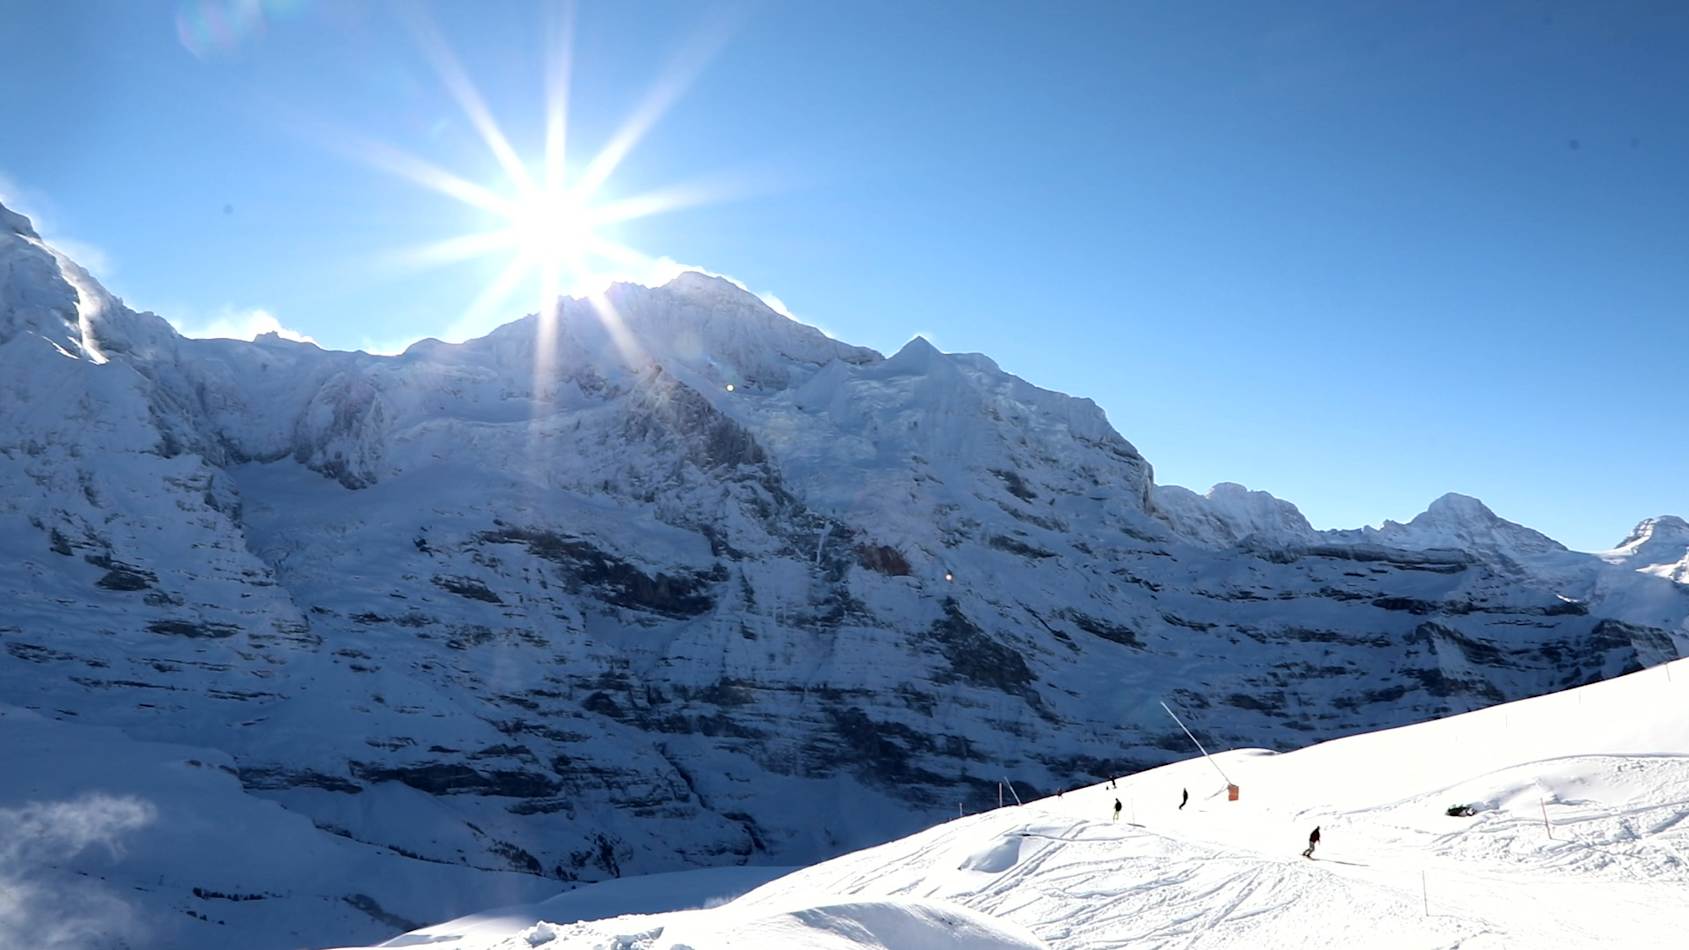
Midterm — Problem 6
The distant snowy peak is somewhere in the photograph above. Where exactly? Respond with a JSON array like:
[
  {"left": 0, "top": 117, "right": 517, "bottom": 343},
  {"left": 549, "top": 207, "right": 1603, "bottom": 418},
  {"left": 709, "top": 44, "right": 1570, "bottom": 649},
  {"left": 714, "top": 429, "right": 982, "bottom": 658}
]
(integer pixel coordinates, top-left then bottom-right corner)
[
  {"left": 1606, "top": 515, "right": 1689, "bottom": 560},
  {"left": 1152, "top": 485, "right": 1571, "bottom": 563},
  {"left": 1151, "top": 482, "right": 1317, "bottom": 547},
  {"left": 1602, "top": 516, "right": 1689, "bottom": 582},
  {"left": 1324, "top": 492, "right": 1567, "bottom": 560},
  {"left": 1398, "top": 492, "right": 1568, "bottom": 555}
]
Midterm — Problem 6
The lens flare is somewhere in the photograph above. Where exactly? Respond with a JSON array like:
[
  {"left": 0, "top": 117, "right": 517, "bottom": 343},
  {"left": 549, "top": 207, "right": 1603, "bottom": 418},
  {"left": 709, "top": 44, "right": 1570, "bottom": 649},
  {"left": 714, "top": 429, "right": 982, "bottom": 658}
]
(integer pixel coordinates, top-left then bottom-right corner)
[{"left": 336, "top": 3, "right": 744, "bottom": 355}]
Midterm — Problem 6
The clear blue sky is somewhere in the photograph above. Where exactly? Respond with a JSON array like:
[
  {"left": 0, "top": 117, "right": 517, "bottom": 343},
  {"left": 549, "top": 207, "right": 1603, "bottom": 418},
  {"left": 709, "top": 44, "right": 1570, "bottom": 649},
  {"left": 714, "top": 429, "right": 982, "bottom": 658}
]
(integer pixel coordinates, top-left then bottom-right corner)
[{"left": 2, "top": 0, "right": 1685, "bottom": 551}]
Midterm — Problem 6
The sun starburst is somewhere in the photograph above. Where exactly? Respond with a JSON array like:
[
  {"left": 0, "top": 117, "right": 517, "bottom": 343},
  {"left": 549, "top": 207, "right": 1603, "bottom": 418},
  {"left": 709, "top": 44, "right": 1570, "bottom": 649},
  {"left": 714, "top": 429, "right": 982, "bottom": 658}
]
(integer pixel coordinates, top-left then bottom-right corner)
[{"left": 338, "top": 4, "right": 737, "bottom": 354}]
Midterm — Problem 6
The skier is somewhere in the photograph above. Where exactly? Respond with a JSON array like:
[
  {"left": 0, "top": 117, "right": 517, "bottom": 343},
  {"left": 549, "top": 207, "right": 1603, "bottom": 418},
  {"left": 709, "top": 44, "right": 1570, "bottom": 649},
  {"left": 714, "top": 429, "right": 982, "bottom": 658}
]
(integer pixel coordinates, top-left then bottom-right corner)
[
  {"left": 1113, "top": 798, "right": 1122, "bottom": 822},
  {"left": 1302, "top": 826, "right": 1320, "bottom": 859},
  {"left": 1179, "top": 787, "right": 1189, "bottom": 810}
]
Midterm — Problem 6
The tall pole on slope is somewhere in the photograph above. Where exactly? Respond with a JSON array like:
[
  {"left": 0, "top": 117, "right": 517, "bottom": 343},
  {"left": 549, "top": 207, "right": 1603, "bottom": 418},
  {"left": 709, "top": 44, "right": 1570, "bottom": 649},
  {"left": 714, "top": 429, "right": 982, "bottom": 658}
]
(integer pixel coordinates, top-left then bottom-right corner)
[{"left": 1160, "top": 701, "right": 1234, "bottom": 787}]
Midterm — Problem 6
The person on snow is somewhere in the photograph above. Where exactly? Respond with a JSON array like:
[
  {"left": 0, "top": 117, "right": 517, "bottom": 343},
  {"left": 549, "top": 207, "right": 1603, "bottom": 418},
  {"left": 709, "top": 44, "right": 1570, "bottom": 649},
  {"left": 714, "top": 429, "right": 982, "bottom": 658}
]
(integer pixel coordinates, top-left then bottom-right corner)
[
  {"left": 1113, "top": 798, "right": 1122, "bottom": 822},
  {"left": 1302, "top": 826, "right": 1321, "bottom": 858},
  {"left": 1179, "top": 787, "right": 1189, "bottom": 810}
]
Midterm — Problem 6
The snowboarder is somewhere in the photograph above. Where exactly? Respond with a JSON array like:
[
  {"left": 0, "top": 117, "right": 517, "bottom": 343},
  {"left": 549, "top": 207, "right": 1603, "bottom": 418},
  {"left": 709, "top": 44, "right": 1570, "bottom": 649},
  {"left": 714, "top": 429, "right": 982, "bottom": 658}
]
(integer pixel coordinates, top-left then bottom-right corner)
[
  {"left": 1179, "top": 787, "right": 1188, "bottom": 810},
  {"left": 1302, "top": 826, "right": 1320, "bottom": 858},
  {"left": 1113, "top": 798, "right": 1122, "bottom": 822}
]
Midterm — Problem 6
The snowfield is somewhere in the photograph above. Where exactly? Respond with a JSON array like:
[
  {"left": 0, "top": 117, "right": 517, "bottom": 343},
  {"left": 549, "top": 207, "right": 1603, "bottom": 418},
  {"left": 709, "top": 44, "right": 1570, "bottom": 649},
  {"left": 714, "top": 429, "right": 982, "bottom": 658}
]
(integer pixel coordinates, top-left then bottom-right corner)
[{"left": 359, "top": 656, "right": 1689, "bottom": 949}]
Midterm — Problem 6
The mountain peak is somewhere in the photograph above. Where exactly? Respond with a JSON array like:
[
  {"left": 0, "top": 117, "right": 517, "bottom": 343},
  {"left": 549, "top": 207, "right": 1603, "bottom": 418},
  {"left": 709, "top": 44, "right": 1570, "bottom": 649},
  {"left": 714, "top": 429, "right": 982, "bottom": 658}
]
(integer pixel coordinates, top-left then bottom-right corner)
[
  {"left": 1151, "top": 481, "right": 1316, "bottom": 547},
  {"left": 1419, "top": 492, "right": 1500, "bottom": 523},
  {"left": 1366, "top": 492, "right": 1567, "bottom": 557},
  {"left": 1630, "top": 515, "right": 1689, "bottom": 538},
  {"left": 658, "top": 270, "right": 769, "bottom": 311},
  {"left": 0, "top": 200, "right": 38, "bottom": 240},
  {"left": 0, "top": 200, "right": 86, "bottom": 355},
  {"left": 1604, "top": 515, "right": 1689, "bottom": 570},
  {"left": 895, "top": 334, "right": 940, "bottom": 357}
]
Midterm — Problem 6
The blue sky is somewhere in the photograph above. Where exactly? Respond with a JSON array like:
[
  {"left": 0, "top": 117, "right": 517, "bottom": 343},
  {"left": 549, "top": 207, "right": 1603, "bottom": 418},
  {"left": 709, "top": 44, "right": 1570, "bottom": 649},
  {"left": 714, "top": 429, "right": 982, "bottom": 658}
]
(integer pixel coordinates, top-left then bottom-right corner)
[{"left": 1, "top": 0, "right": 1685, "bottom": 551}]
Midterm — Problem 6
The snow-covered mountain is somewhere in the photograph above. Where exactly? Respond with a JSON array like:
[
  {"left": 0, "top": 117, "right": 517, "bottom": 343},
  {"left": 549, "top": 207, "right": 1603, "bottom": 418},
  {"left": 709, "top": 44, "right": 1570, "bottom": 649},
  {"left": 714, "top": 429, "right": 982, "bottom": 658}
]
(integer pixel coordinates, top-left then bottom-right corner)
[
  {"left": 1150, "top": 481, "right": 1320, "bottom": 547},
  {"left": 1, "top": 200, "right": 1685, "bottom": 949},
  {"left": 1601, "top": 516, "right": 1689, "bottom": 584}
]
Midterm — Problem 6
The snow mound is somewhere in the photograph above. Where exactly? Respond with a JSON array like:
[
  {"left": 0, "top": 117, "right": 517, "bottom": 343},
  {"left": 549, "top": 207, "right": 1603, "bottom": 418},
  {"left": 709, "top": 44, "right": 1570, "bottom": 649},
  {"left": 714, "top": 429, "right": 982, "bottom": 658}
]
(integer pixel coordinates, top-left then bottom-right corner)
[
  {"left": 371, "top": 867, "right": 794, "bottom": 947},
  {"left": 955, "top": 833, "right": 1030, "bottom": 873},
  {"left": 663, "top": 899, "right": 1046, "bottom": 950}
]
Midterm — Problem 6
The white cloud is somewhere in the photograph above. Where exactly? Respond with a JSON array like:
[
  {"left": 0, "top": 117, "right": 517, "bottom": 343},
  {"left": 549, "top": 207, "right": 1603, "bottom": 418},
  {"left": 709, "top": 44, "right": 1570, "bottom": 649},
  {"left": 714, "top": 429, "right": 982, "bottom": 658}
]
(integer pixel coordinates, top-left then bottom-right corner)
[
  {"left": 170, "top": 308, "right": 318, "bottom": 346},
  {"left": 0, "top": 794, "right": 156, "bottom": 950},
  {"left": 756, "top": 289, "right": 795, "bottom": 319},
  {"left": 41, "top": 237, "right": 112, "bottom": 278},
  {"left": 355, "top": 335, "right": 419, "bottom": 356}
]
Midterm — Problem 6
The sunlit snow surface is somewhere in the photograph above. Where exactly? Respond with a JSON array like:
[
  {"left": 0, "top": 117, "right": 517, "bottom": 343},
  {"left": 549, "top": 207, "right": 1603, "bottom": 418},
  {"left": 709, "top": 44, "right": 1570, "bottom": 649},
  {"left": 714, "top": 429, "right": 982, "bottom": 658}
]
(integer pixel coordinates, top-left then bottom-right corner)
[{"left": 356, "top": 657, "right": 1689, "bottom": 949}]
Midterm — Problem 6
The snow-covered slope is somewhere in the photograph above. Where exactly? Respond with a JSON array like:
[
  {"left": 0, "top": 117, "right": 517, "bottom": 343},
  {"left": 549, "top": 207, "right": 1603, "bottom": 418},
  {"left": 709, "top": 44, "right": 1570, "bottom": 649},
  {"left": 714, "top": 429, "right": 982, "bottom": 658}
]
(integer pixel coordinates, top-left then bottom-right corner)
[
  {"left": 1, "top": 199, "right": 1685, "bottom": 949},
  {"left": 371, "top": 655, "right": 1689, "bottom": 948}
]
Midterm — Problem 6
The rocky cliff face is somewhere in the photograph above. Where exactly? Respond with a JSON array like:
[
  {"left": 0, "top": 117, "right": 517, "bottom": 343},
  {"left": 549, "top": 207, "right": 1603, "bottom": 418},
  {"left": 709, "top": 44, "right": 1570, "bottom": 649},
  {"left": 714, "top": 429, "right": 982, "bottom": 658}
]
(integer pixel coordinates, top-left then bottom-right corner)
[{"left": 2, "top": 201, "right": 1685, "bottom": 948}]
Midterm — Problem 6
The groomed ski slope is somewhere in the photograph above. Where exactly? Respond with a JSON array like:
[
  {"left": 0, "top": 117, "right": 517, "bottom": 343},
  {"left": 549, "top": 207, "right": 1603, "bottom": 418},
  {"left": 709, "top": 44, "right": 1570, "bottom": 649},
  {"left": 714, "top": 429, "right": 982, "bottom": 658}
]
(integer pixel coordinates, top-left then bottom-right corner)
[{"left": 361, "top": 656, "right": 1689, "bottom": 949}]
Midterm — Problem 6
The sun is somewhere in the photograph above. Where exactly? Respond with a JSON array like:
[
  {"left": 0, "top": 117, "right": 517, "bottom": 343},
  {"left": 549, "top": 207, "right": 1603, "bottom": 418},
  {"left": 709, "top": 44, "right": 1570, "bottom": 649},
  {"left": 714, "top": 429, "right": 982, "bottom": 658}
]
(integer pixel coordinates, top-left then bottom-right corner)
[
  {"left": 334, "top": 6, "right": 737, "bottom": 346},
  {"left": 508, "top": 187, "right": 595, "bottom": 276}
]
